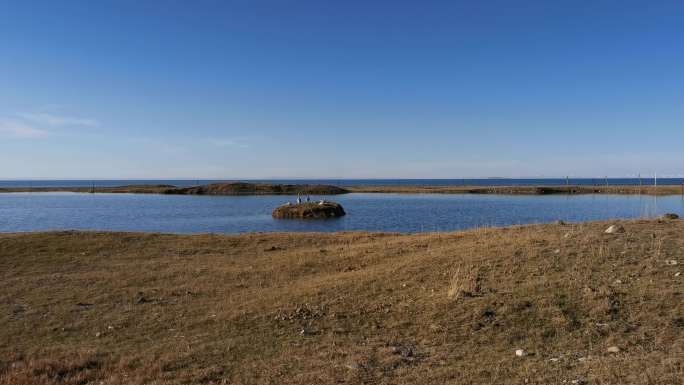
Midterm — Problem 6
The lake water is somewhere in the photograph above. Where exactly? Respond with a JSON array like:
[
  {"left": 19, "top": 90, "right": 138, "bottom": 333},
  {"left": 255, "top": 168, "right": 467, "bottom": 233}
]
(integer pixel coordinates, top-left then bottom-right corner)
[{"left": 1, "top": 192, "right": 682, "bottom": 234}]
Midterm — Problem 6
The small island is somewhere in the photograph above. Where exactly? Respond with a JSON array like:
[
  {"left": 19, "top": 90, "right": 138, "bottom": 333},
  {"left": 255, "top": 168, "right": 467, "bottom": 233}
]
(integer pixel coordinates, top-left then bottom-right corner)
[{"left": 272, "top": 201, "right": 346, "bottom": 219}]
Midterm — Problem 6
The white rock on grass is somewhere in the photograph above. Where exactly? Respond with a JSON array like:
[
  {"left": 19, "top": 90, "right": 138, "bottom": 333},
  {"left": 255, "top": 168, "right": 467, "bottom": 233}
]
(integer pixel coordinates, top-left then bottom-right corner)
[
  {"left": 606, "top": 346, "right": 620, "bottom": 353},
  {"left": 604, "top": 225, "right": 625, "bottom": 234}
]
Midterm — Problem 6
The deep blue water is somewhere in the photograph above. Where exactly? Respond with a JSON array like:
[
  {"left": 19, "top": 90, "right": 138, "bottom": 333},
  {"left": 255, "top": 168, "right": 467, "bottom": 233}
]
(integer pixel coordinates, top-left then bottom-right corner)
[
  {"left": 1, "top": 192, "right": 682, "bottom": 234},
  {"left": 1, "top": 178, "right": 683, "bottom": 188}
]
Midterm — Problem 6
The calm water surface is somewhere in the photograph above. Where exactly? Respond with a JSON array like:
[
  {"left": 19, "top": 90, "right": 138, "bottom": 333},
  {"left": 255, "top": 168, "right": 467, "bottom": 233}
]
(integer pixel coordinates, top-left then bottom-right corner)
[{"left": 1, "top": 192, "right": 683, "bottom": 234}]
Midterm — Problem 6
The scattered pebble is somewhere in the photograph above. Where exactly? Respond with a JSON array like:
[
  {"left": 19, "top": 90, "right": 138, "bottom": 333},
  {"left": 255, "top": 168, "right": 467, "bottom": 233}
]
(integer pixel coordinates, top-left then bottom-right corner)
[
  {"left": 515, "top": 349, "right": 526, "bottom": 357},
  {"left": 299, "top": 328, "right": 316, "bottom": 336},
  {"left": 675, "top": 272, "right": 681, "bottom": 277},
  {"left": 95, "top": 332, "right": 101, "bottom": 338},
  {"left": 606, "top": 346, "right": 620, "bottom": 353},
  {"left": 665, "top": 260, "right": 678, "bottom": 266},
  {"left": 554, "top": 249, "right": 561, "bottom": 254},
  {"left": 549, "top": 357, "right": 560, "bottom": 362},
  {"left": 107, "top": 325, "right": 114, "bottom": 330},
  {"left": 604, "top": 225, "right": 625, "bottom": 234}
]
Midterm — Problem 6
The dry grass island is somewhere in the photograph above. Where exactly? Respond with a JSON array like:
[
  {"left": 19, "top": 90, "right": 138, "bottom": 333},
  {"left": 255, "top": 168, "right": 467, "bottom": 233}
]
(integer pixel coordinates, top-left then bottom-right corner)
[
  {"left": 1, "top": 218, "right": 682, "bottom": 384},
  {"left": 1, "top": 182, "right": 684, "bottom": 196}
]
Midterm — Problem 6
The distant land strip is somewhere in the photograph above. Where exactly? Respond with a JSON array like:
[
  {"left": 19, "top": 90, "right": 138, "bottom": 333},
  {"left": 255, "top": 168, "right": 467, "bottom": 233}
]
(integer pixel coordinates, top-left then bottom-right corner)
[
  {"left": 346, "top": 184, "right": 684, "bottom": 196},
  {"left": 1, "top": 182, "right": 683, "bottom": 195}
]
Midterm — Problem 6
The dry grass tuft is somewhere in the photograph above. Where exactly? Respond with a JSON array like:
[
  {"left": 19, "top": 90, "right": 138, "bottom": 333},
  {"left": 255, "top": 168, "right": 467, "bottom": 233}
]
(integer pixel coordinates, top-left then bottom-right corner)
[{"left": 447, "top": 263, "right": 479, "bottom": 300}]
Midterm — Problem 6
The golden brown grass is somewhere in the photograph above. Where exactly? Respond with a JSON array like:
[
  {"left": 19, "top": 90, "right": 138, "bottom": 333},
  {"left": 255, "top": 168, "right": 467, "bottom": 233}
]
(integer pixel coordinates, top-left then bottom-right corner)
[{"left": 1, "top": 219, "right": 683, "bottom": 384}]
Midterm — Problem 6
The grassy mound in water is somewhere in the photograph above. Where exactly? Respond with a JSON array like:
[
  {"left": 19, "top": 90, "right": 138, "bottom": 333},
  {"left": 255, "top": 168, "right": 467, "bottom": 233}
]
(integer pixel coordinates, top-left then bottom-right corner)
[
  {"left": 165, "top": 182, "right": 349, "bottom": 196},
  {"left": 0, "top": 219, "right": 682, "bottom": 384},
  {"left": 272, "top": 201, "right": 346, "bottom": 219}
]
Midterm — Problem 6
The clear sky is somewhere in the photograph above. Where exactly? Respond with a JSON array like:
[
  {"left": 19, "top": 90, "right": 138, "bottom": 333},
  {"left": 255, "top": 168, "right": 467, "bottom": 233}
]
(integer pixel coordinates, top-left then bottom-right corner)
[{"left": 1, "top": 0, "right": 683, "bottom": 179}]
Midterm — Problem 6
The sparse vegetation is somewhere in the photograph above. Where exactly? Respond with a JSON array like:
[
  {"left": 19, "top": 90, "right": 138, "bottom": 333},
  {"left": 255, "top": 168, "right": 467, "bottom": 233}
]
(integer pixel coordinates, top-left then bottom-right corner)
[{"left": 1, "top": 219, "right": 683, "bottom": 384}]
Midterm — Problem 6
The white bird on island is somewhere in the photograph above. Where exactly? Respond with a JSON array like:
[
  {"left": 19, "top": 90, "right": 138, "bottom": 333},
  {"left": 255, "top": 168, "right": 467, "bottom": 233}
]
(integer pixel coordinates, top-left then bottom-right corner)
[
  {"left": 318, "top": 200, "right": 325, "bottom": 205},
  {"left": 296, "top": 193, "right": 301, "bottom": 204}
]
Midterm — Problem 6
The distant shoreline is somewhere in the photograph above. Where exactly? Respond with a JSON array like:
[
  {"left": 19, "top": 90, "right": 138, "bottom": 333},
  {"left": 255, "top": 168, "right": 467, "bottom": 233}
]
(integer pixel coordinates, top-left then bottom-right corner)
[
  {"left": 347, "top": 184, "right": 684, "bottom": 196},
  {"left": 1, "top": 182, "right": 683, "bottom": 196}
]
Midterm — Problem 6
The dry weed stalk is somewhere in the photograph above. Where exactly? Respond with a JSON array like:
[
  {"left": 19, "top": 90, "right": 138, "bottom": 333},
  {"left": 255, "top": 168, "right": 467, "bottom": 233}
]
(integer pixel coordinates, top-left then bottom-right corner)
[{"left": 447, "top": 262, "right": 477, "bottom": 300}]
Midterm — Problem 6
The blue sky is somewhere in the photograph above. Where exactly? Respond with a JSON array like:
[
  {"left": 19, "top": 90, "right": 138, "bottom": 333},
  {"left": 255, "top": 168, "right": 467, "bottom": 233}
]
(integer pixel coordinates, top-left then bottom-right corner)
[{"left": 1, "top": 0, "right": 683, "bottom": 179}]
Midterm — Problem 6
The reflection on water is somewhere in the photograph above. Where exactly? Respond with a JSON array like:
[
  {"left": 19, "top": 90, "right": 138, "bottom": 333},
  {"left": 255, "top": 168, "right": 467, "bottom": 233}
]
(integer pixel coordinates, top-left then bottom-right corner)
[{"left": 0, "top": 192, "right": 683, "bottom": 234}]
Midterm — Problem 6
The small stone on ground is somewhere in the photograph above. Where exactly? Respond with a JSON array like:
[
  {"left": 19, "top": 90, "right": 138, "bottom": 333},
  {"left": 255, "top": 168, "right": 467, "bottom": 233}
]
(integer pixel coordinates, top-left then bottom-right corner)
[{"left": 605, "top": 225, "right": 625, "bottom": 234}]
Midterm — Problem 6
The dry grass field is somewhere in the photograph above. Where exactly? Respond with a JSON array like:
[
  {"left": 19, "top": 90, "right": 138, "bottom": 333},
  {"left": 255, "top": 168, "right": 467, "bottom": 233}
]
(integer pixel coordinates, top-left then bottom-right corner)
[{"left": 1, "top": 219, "right": 682, "bottom": 384}]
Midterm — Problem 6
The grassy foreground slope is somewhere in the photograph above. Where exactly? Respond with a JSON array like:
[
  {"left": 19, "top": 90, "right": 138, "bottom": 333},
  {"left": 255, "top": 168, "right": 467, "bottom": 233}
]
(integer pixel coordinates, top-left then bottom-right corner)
[{"left": 0, "top": 220, "right": 682, "bottom": 385}]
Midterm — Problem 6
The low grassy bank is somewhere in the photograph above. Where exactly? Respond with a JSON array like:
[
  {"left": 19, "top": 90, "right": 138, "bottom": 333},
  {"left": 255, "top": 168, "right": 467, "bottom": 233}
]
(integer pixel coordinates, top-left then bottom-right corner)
[
  {"left": 1, "top": 220, "right": 682, "bottom": 384},
  {"left": 2, "top": 183, "right": 683, "bottom": 196},
  {"left": 348, "top": 184, "right": 684, "bottom": 196},
  {"left": 0, "top": 183, "right": 349, "bottom": 196},
  {"left": 0, "top": 184, "right": 174, "bottom": 194}
]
